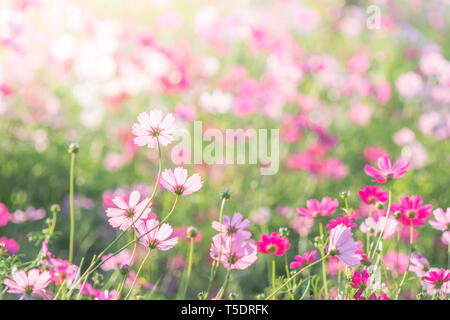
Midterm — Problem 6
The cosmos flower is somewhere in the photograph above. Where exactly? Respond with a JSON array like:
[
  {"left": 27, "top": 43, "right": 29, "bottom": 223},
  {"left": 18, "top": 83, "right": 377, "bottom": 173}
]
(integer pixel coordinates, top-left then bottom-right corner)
[
  {"left": 360, "top": 216, "right": 398, "bottom": 239},
  {"left": 212, "top": 212, "right": 251, "bottom": 240},
  {"left": 135, "top": 219, "right": 178, "bottom": 251},
  {"left": 328, "top": 224, "right": 361, "bottom": 268},
  {"left": 409, "top": 253, "right": 430, "bottom": 278},
  {"left": 429, "top": 207, "right": 450, "bottom": 232},
  {"left": 289, "top": 250, "right": 317, "bottom": 269},
  {"left": 3, "top": 269, "right": 52, "bottom": 299},
  {"left": 0, "top": 237, "right": 20, "bottom": 254},
  {"left": 297, "top": 197, "right": 339, "bottom": 218},
  {"left": 326, "top": 216, "right": 357, "bottom": 232},
  {"left": 423, "top": 268, "right": 450, "bottom": 298},
  {"left": 105, "top": 190, "right": 151, "bottom": 231},
  {"left": 159, "top": 167, "right": 203, "bottom": 196},
  {"left": 364, "top": 156, "right": 410, "bottom": 183},
  {"left": 256, "top": 232, "right": 290, "bottom": 256},
  {"left": 350, "top": 269, "right": 370, "bottom": 299},
  {"left": 358, "top": 185, "right": 388, "bottom": 205},
  {"left": 0, "top": 203, "right": 11, "bottom": 226},
  {"left": 132, "top": 110, "right": 176, "bottom": 148},
  {"left": 391, "top": 195, "right": 433, "bottom": 227},
  {"left": 210, "top": 235, "right": 257, "bottom": 270}
]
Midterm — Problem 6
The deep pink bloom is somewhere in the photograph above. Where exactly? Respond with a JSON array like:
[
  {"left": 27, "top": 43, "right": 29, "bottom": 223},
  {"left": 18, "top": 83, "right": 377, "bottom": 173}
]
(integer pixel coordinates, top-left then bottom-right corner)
[
  {"left": 3, "top": 269, "right": 51, "bottom": 298},
  {"left": 47, "top": 258, "right": 78, "bottom": 285},
  {"left": 363, "top": 146, "right": 388, "bottom": 163},
  {"left": 326, "top": 216, "right": 356, "bottom": 233},
  {"left": 0, "top": 237, "right": 20, "bottom": 254},
  {"left": 358, "top": 185, "right": 388, "bottom": 205},
  {"left": 210, "top": 235, "right": 257, "bottom": 270},
  {"left": 364, "top": 156, "right": 410, "bottom": 183},
  {"left": 105, "top": 190, "right": 151, "bottom": 231},
  {"left": 367, "top": 293, "right": 389, "bottom": 300},
  {"left": 0, "top": 203, "right": 11, "bottom": 226},
  {"left": 423, "top": 268, "right": 450, "bottom": 297},
  {"left": 328, "top": 225, "right": 361, "bottom": 268},
  {"left": 289, "top": 250, "right": 317, "bottom": 269},
  {"left": 132, "top": 110, "right": 176, "bottom": 148},
  {"left": 256, "top": 232, "right": 290, "bottom": 256},
  {"left": 159, "top": 167, "right": 203, "bottom": 196},
  {"left": 391, "top": 195, "right": 433, "bottom": 227},
  {"left": 429, "top": 208, "right": 450, "bottom": 232},
  {"left": 350, "top": 269, "right": 370, "bottom": 299},
  {"left": 135, "top": 219, "right": 178, "bottom": 251},
  {"left": 297, "top": 197, "right": 339, "bottom": 218},
  {"left": 212, "top": 212, "right": 251, "bottom": 240}
]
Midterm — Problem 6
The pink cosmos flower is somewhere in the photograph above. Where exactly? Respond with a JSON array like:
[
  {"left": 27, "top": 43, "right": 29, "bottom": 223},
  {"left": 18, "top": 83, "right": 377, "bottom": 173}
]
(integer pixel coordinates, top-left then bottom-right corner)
[
  {"left": 289, "top": 250, "right": 317, "bottom": 269},
  {"left": 125, "top": 270, "right": 157, "bottom": 291},
  {"left": 366, "top": 293, "right": 389, "bottom": 300},
  {"left": 383, "top": 251, "right": 409, "bottom": 275},
  {"left": 256, "top": 232, "right": 290, "bottom": 256},
  {"left": 11, "top": 206, "right": 46, "bottom": 223},
  {"left": 326, "top": 216, "right": 356, "bottom": 233},
  {"left": 212, "top": 212, "right": 251, "bottom": 240},
  {"left": 0, "top": 237, "right": 20, "bottom": 254},
  {"left": 210, "top": 235, "right": 257, "bottom": 270},
  {"left": 429, "top": 208, "right": 450, "bottom": 232},
  {"left": 0, "top": 203, "right": 11, "bottom": 226},
  {"left": 47, "top": 258, "right": 78, "bottom": 285},
  {"left": 105, "top": 190, "right": 151, "bottom": 231},
  {"left": 442, "top": 231, "right": 450, "bottom": 245},
  {"left": 391, "top": 195, "right": 433, "bottom": 227},
  {"left": 328, "top": 225, "right": 361, "bottom": 268},
  {"left": 135, "top": 219, "right": 178, "bottom": 251},
  {"left": 360, "top": 216, "right": 398, "bottom": 239},
  {"left": 101, "top": 249, "right": 134, "bottom": 271},
  {"left": 289, "top": 215, "right": 314, "bottom": 235},
  {"left": 396, "top": 72, "right": 423, "bottom": 98},
  {"left": 3, "top": 269, "right": 52, "bottom": 298},
  {"left": 409, "top": 253, "right": 430, "bottom": 278},
  {"left": 132, "top": 110, "right": 176, "bottom": 148},
  {"left": 350, "top": 269, "right": 370, "bottom": 299},
  {"left": 358, "top": 185, "right": 388, "bottom": 205},
  {"left": 297, "top": 197, "right": 339, "bottom": 218},
  {"left": 423, "top": 268, "right": 450, "bottom": 298},
  {"left": 364, "top": 156, "right": 410, "bottom": 183},
  {"left": 363, "top": 146, "right": 388, "bottom": 163},
  {"left": 159, "top": 167, "right": 203, "bottom": 196}
]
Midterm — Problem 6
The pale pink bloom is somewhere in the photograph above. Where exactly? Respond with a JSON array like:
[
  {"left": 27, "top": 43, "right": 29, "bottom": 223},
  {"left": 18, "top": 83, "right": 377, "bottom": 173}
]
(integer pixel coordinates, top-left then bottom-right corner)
[
  {"left": 363, "top": 146, "right": 388, "bottom": 163},
  {"left": 373, "top": 80, "right": 391, "bottom": 105},
  {"left": 210, "top": 235, "right": 257, "bottom": 270},
  {"left": 0, "top": 203, "right": 11, "bottom": 226},
  {"left": 135, "top": 219, "right": 178, "bottom": 251},
  {"left": 393, "top": 128, "right": 416, "bottom": 146},
  {"left": 348, "top": 103, "right": 372, "bottom": 126},
  {"left": 0, "top": 237, "right": 19, "bottom": 254},
  {"left": 106, "top": 190, "right": 151, "bottom": 231},
  {"left": 328, "top": 225, "right": 361, "bottom": 268},
  {"left": 11, "top": 206, "right": 46, "bottom": 223},
  {"left": 104, "top": 152, "right": 126, "bottom": 172},
  {"left": 250, "top": 206, "right": 271, "bottom": 225},
  {"left": 347, "top": 51, "right": 370, "bottom": 74},
  {"left": 289, "top": 215, "right": 314, "bottom": 235},
  {"left": 125, "top": 270, "right": 157, "bottom": 290},
  {"left": 409, "top": 253, "right": 430, "bottom": 278},
  {"left": 383, "top": 251, "right": 409, "bottom": 275},
  {"left": 132, "top": 110, "right": 176, "bottom": 148},
  {"left": 364, "top": 155, "right": 410, "bottom": 183},
  {"left": 396, "top": 72, "right": 423, "bottom": 98},
  {"left": 297, "top": 197, "right": 339, "bottom": 218},
  {"left": 3, "top": 269, "right": 51, "bottom": 298},
  {"left": 360, "top": 216, "right": 398, "bottom": 239},
  {"left": 174, "top": 103, "right": 197, "bottom": 122},
  {"left": 429, "top": 208, "right": 450, "bottom": 232},
  {"left": 442, "top": 231, "right": 450, "bottom": 245},
  {"left": 358, "top": 185, "right": 388, "bottom": 205},
  {"left": 159, "top": 167, "right": 203, "bottom": 196},
  {"left": 275, "top": 206, "right": 293, "bottom": 218},
  {"left": 101, "top": 249, "right": 134, "bottom": 271},
  {"left": 212, "top": 212, "right": 251, "bottom": 240},
  {"left": 420, "top": 53, "right": 446, "bottom": 76}
]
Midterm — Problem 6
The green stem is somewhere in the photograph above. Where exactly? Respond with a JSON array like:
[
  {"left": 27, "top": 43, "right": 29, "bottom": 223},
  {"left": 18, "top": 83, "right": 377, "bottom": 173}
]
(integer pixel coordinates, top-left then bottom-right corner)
[
  {"left": 369, "top": 186, "right": 392, "bottom": 260},
  {"left": 69, "top": 153, "right": 76, "bottom": 264},
  {"left": 272, "top": 257, "right": 276, "bottom": 291},
  {"left": 181, "top": 238, "right": 195, "bottom": 299},
  {"left": 124, "top": 249, "right": 152, "bottom": 300},
  {"left": 319, "top": 223, "right": 328, "bottom": 299},
  {"left": 265, "top": 254, "right": 330, "bottom": 300}
]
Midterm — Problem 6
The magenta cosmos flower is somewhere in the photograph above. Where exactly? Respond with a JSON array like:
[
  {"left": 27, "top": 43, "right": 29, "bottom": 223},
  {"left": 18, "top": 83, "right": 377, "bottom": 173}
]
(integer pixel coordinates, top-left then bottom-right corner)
[
  {"left": 106, "top": 190, "right": 151, "bottom": 231},
  {"left": 358, "top": 185, "right": 388, "bottom": 205},
  {"left": 326, "top": 216, "right": 357, "bottom": 233},
  {"left": 328, "top": 224, "right": 361, "bottom": 268},
  {"left": 159, "top": 167, "right": 203, "bottom": 196},
  {"left": 0, "top": 202, "right": 11, "bottom": 226},
  {"left": 210, "top": 235, "right": 258, "bottom": 270},
  {"left": 256, "top": 232, "right": 290, "bottom": 256},
  {"left": 135, "top": 219, "right": 178, "bottom": 251},
  {"left": 0, "top": 237, "right": 19, "bottom": 254},
  {"left": 364, "top": 156, "right": 410, "bottom": 183},
  {"left": 391, "top": 195, "right": 433, "bottom": 227},
  {"left": 212, "top": 212, "right": 251, "bottom": 240},
  {"left": 289, "top": 250, "right": 317, "bottom": 269},
  {"left": 132, "top": 110, "right": 176, "bottom": 148},
  {"left": 423, "top": 268, "right": 450, "bottom": 297},
  {"left": 3, "top": 269, "right": 52, "bottom": 298},
  {"left": 429, "top": 207, "right": 450, "bottom": 232},
  {"left": 350, "top": 269, "right": 370, "bottom": 299},
  {"left": 297, "top": 197, "right": 339, "bottom": 218}
]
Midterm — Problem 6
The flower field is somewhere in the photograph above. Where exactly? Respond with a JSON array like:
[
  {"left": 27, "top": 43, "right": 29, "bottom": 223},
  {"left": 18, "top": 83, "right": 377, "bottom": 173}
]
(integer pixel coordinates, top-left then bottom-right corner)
[{"left": 0, "top": 0, "right": 449, "bottom": 301}]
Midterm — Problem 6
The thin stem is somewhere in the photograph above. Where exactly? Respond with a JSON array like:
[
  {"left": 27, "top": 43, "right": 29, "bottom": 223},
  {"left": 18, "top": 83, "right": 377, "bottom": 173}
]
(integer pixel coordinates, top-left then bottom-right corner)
[
  {"left": 124, "top": 249, "right": 152, "bottom": 300},
  {"left": 265, "top": 254, "right": 330, "bottom": 300},
  {"left": 369, "top": 186, "right": 392, "bottom": 260},
  {"left": 319, "top": 223, "right": 328, "bottom": 299},
  {"left": 395, "top": 224, "right": 414, "bottom": 299},
  {"left": 69, "top": 153, "right": 76, "bottom": 264},
  {"left": 181, "top": 238, "right": 195, "bottom": 299},
  {"left": 215, "top": 267, "right": 231, "bottom": 300},
  {"left": 272, "top": 257, "right": 276, "bottom": 291}
]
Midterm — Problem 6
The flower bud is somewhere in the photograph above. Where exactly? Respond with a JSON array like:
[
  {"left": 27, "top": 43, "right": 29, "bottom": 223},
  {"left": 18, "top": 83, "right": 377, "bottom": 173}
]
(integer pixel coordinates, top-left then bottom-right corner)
[
  {"left": 394, "top": 211, "right": 402, "bottom": 220},
  {"left": 340, "top": 191, "right": 349, "bottom": 199},
  {"left": 228, "top": 292, "right": 237, "bottom": 300},
  {"left": 375, "top": 202, "right": 383, "bottom": 210},
  {"left": 416, "top": 293, "right": 425, "bottom": 300},
  {"left": 68, "top": 143, "right": 79, "bottom": 154},
  {"left": 279, "top": 227, "right": 289, "bottom": 237},
  {"left": 50, "top": 204, "right": 61, "bottom": 214},
  {"left": 186, "top": 226, "right": 198, "bottom": 239},
  {"left": 256, "top": 293, "right": 265, "bottom": 300},
  {"left": 120, "top": 264, "right": 130, "bottom": 276},
  {"left": 220, "top": 189, "right": 231, "bottom": 200},
  {"left": 197, "top": 291, "right": 206, "bottom": 300}
]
